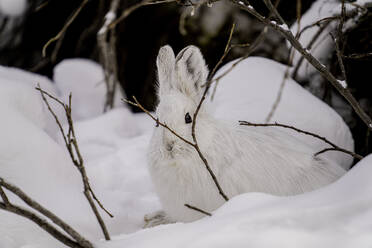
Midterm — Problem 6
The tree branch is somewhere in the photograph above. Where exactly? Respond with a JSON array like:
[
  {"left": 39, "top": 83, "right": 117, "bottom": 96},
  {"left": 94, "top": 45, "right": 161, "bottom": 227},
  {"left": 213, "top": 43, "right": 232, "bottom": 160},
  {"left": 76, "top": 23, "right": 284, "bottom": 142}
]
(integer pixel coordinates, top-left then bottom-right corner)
[
  {"left": 230, "top": 0, "right": 372, "bottom": 130},
  {"left": 239, "top": 121, "right": 363, "bottom": 160},
  {"left": 0, "top": 178, "right": 92, "bottom": 248},
  {"left": 42, "top": 0, "right": 89, "bottom": 57},
  {"left": 36, "top": 86, "right": 112, "bottom": 241},
  {"left": 98, "top": 0, "right": 121, "bottom": 112},
  {"left": 123, "top": 97, "right": 229, "bottom": 201}
]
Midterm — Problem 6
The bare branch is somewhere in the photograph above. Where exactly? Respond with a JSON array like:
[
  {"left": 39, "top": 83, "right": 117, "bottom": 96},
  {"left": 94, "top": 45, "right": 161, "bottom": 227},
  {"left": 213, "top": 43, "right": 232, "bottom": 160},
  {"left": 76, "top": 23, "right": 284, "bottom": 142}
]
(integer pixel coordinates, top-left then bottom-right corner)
[
  {"left": 209, "top": 22, "right": 236, "bottom": 81},
  {"left": 266, "top": 0, "right": 302, "bottom": 123},
  {"left": 239, "top": 121, "right": 363, "bottom": 160},
  {"left": 184, "top": 203, "right": 212, "bottom": 216},
  {"left": 0, "top": 202, "right": 85, "bottom": 248},
  {"left": 42, "top": 0, "right": 89, "bottom": 57},
  {"left": 0, "top": 186, "right": 9, "bottom": 205},
  {"left": 210, "top": 26, "right": 268, "bottom": 96},
  {"left": 36, "top": 87, "right": 112, "bottom": 241},
  {"left": 292, "top": 20, "right": 333, "bottom": 80},
  {"left": 0, "top": 178, "right": 93, "bottom": 248},
  {"left": 98, "top": 0, "right": 121, "bottom": 112},
  {"left": 230, "top": 0, "right": 372, "bottom": 130},
  {"left": 123, "top": 97, "right": 195, "bottom": 146},
  {"left": 343, "top": 52, "right": 372, "bottom": 59},
  {"left": 123, "top": 97, "right": 229, "bottom": 201},
  {"left": 330, "top": 33, "right": 347, "bottom": 84},
  {"left": 109, "top": 0, "right": 179, "bottom": 30}
]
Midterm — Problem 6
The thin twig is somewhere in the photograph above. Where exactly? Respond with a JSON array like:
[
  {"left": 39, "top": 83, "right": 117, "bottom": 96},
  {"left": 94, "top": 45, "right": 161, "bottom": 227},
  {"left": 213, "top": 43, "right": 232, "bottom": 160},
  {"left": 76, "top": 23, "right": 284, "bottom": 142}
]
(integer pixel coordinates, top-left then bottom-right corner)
[
  {"left": 35, "top": 0, "right": 50, "bottom": 12},
  {"left": 330, "top": 33, "right": 347, "bottom": 84},
  {"left": 210, "top": 22, "right": 236, "bottom": 99},
  {"left": 292, "top": 20, "right": 333, "bottom": 80},
  {"left": 184, "top": 204, "right": 212, "bottom": 216},
  {"left": 297, "top": 16, "right": 338, "bottom": 39},
  {"left": 123, "top": 97, "right": 229, "bottom": 201},
  {"left": 209, "top": 22, "right": 236, "bottom": 81},
  {"left": 343, "top": 52, "right": 372, "bottom": 59},
  {"left": 230, "top": 0, "right": 372, "bottom": 130},
  {"left": 266, "top": 0, "right": 301, "bottom": 122},
  {"left": 239, "top": 121, "right": 363, "bottom": 160},
  {"left": 0, "top": 177, "right": 93, "bottom": 248},
  {"left": 0, "top": 202, "right": 85, "bottom": 248},
  {"left": 42, "top": 0, "right": 89, "bottom": 57},
  {"left": 36, "top": 87, "right": 112, "bottom": 241},
  {"left": 109, "top": 0, "right": 179, "bottom": 30},
  {"left": 0, "top": 186, "right": 9, "bottom": 205},
  {"left": 123, "top": 97, "right": 195, "bottom": 146},
  {"left": 211, "top": 26, "right": 268, "bottom": 86}
]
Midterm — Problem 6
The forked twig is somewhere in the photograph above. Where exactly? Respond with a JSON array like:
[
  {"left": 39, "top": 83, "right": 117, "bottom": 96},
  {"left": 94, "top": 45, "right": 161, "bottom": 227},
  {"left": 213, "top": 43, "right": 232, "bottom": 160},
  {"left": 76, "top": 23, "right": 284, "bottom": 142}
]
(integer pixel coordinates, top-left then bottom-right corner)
[
  {"left": 123, "top": 97, "right": 229, "bottom": 201},
  {"left": 230, "top": 0, "right": 372, "bottom": 131},
  {"left": 0, "top": 178, "right": 93, "bottom": 248},
  {"left": 36, "top": 86, "right": 112, "bottom": 241},
  {"left": 239, "top": 121, "right": 363, "bottom": 160}
]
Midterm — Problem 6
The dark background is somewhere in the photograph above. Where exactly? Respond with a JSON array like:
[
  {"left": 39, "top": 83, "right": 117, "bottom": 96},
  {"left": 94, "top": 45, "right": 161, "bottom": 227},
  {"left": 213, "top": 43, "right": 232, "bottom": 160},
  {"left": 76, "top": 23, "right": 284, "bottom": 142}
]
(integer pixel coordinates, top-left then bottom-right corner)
[{"left": 0, "top": 0, "right": 371, "bottom": 159}]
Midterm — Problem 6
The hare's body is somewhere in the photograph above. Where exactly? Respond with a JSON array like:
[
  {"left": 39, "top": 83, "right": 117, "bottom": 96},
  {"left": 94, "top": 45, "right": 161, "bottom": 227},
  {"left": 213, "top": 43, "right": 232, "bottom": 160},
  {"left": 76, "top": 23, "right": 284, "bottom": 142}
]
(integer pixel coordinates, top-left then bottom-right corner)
[{"left": 148, "top": 45, "right": 346, "bottom": 223}]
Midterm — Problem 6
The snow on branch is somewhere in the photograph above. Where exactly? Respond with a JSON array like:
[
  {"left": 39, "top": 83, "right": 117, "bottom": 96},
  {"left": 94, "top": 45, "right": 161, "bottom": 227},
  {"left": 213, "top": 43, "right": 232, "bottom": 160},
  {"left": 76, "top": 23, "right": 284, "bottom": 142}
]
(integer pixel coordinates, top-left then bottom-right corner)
[
  {"left": 230, "top": 0, "right": 372, "bottom": 131},
  {"left": 97, "top": 0, "right": 121, "bottom": 112}
]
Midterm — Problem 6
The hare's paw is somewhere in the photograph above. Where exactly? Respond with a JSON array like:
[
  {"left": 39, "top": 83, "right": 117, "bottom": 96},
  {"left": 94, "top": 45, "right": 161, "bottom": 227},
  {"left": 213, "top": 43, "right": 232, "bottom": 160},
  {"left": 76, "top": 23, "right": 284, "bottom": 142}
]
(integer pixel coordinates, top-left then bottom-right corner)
[{"left": 143, "top": 210, "right": 173, "bottom": 228}]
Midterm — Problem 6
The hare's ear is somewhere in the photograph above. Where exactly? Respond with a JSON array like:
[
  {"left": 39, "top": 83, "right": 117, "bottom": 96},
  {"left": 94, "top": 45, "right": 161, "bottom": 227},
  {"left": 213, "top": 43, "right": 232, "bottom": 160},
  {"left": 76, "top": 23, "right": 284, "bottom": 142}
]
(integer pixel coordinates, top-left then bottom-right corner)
[
  {"left": 175, "top": 45, "right": 208, "bottom": 100},
  {"left": 156, "top": 45, "right": 176, "bottom": 94}
]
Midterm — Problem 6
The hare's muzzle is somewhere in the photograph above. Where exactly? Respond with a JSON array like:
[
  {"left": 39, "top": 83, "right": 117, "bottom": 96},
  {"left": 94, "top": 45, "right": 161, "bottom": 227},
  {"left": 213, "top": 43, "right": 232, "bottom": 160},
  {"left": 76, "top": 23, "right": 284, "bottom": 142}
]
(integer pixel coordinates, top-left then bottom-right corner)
[{"left": 166, "top": 141, "right": 175, "bottom": 152}]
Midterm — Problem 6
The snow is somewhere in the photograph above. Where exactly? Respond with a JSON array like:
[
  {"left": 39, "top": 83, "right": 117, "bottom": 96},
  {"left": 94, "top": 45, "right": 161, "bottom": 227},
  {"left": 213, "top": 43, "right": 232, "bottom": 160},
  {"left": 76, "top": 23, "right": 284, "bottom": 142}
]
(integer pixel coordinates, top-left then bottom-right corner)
[
  {"left": 338, "top": 80, "right": 347, "bottom": 89},
  {"left": 0, "top": 0, "right": 27, "bottom": 17},
  {"left": 289, "top": 0, "right": 340, "bottom": 80},
  {"left": 98, "top": 153, "right": 372, "bottom": 247},
  {"left": 0, "top": 56, "right": 365, "bottom": 248},
  {"left": 0, "top": 65, "right": 64, "bottom": 139},
  {"left": 212, "top": 57, "right": 354, "bottom": 170},
  {"left": 53, "top": 58, "right": 124, "bottom": 121},
  {"left": 98, "top": 152, "right": 372, "bottom": 248}
]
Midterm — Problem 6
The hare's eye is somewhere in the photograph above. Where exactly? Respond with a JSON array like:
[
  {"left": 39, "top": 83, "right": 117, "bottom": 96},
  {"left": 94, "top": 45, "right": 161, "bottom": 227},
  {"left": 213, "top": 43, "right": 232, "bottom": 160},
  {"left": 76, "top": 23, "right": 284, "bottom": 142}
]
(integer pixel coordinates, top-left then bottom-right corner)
[{"left": 185, "top": 112, "right": 192, "bottom": 124}]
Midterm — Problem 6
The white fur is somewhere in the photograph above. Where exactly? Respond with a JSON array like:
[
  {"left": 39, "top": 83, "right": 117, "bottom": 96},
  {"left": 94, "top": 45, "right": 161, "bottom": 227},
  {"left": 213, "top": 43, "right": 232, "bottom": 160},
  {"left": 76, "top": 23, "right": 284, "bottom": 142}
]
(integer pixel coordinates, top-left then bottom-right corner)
[{"left": 148, "top": 45, "right": 346, "bottom": 223}]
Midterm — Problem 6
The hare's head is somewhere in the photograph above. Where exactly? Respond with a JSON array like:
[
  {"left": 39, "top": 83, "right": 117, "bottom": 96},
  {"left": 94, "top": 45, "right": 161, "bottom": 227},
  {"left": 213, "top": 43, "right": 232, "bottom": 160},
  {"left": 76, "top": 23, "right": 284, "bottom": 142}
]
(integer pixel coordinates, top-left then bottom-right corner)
[{"left": 154, "top": 45, "right": 209, "bottom": 155}]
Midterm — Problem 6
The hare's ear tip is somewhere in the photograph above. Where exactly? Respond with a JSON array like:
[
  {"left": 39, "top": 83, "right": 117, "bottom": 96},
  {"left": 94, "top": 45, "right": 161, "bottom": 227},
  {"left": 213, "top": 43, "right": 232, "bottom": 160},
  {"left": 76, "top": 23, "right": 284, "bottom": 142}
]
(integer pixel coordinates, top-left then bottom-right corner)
[
  {"left": 158, "top": 45, "right": 174, "bottom": 56},
  {"left": 157, "top": 45, "right": 175, "bottom": 65},
  {"left": 182, "top": 45, "right": 202, "bottom": 56},
  {"left": 186, "top": 45, "right": 200, "bottom": 51}
]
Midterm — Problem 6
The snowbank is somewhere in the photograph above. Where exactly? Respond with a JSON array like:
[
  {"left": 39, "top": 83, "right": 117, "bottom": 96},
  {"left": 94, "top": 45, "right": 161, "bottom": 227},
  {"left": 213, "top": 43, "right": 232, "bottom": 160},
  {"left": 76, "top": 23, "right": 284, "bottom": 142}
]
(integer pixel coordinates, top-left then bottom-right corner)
[
  {"left": 53, "top": 58, "right": 124, "bottom": 120},
  {"left": 0, "top": 66, "right": 63, "bottom": 139},
  {"left": 98, "top": 154, "right": 372, "bottom": 248},
  {"left": 0, "top": 56, "right": 362, "bottom": 248},
  {"left": 212, "top": 57, "right": 354, "bottom": 169},
  {"left": 289, "top": 0, "right": 367, "bottom": 81}
]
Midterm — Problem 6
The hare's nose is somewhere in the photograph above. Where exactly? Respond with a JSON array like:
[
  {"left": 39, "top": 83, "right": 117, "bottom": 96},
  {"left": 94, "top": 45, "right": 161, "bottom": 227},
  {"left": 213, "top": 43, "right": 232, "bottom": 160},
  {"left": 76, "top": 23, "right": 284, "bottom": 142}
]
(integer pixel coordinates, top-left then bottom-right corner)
[{"left": 166, "top": 141, "right": 175, "bottom": 151}]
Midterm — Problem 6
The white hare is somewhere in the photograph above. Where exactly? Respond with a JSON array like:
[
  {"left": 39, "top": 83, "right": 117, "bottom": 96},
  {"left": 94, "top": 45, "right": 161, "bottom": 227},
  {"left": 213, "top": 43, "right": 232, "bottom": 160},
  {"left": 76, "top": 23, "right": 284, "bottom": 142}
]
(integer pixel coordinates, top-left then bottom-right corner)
[{"left": 148, "top": 45, "right": 346, "bottom": 223}]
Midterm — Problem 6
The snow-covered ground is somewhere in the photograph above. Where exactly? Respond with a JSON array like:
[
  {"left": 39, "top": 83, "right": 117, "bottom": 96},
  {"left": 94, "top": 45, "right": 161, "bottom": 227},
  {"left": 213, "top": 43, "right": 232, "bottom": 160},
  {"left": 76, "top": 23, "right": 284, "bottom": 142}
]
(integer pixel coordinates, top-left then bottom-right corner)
[{"left": 0, "top": 55, "right": 369, "bottom": 248}]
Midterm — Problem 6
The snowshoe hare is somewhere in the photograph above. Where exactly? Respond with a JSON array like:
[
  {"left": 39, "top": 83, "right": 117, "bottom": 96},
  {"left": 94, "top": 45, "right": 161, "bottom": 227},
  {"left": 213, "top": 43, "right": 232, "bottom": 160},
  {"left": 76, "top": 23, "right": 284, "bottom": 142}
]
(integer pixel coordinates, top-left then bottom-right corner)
[{"left": 148, "top": 45, "right": 346, "bottom": 223}]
